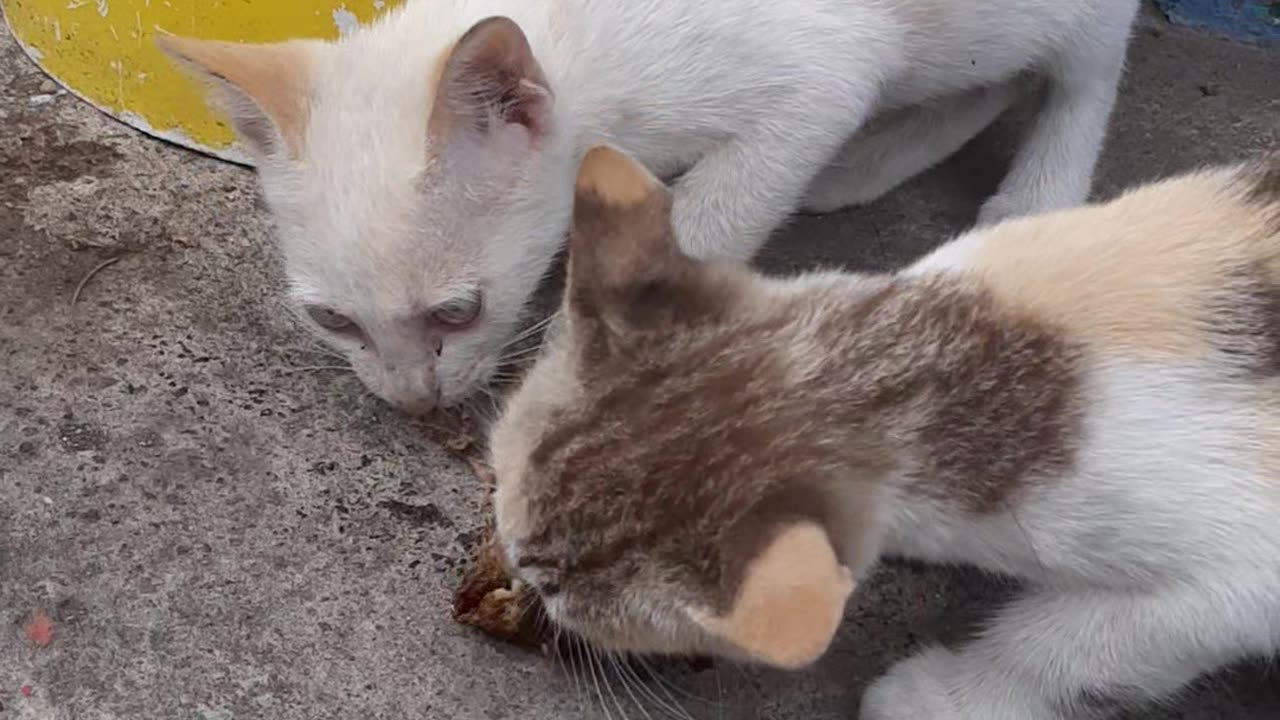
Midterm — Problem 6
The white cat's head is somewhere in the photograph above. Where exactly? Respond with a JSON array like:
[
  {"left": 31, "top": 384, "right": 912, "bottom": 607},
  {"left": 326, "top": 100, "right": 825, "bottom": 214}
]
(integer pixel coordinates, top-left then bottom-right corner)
[{"left": 159, "top": 13, "right": 573, "bottom": 413}]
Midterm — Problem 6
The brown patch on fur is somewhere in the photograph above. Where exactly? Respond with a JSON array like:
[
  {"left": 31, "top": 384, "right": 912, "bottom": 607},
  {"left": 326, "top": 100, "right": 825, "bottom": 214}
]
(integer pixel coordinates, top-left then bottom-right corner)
[
  {"left": 157, "top": 36, "right": 317, "bottom": 158},
  {"left": 851, "top": 278, "right": 1085, "bottom": 513},
  {"left": 506, "top": 272, "right": 1083, "bottom": 648},
  {"left": 1208, "top": 264, "right": 1280, "bottom": 378},
  {"left": 1244, "top": 152, "right": 1280, "bottom": 209},
  {"left": 699, "top": 523, "right": 852, "bottom": 668}
]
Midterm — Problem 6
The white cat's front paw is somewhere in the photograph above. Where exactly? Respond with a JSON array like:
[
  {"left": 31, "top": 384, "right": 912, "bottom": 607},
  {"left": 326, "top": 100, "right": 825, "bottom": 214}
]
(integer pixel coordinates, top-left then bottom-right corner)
[
  {"left": 860, "top": 647, "right": 965, "bottom": 720},
  {"left": 975, "top": 195, "right": 1023, "bottom": 228}
]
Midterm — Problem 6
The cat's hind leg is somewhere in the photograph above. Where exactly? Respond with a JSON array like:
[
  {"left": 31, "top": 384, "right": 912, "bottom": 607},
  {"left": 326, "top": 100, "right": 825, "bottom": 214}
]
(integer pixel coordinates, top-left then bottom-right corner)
[
  {"left": 860, "top": 583, "right": 1278, "bottom": 720},
  {"left": 799, "top": 77, "right": 1024, "bottom": 215}
]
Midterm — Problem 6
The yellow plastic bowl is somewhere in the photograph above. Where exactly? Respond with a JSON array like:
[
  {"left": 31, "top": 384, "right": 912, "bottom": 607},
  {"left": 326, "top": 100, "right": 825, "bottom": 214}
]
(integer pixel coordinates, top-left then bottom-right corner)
[{"left": 2, "top": 0, "right": 401, "bottom": 165}]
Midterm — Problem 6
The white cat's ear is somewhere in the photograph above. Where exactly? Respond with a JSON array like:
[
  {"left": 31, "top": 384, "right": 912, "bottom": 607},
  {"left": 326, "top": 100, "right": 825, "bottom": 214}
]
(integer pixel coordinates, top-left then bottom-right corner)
[
  {"left": 430, "top": 16, "right": 553, "bottom": 151},
  {"left": 692, "top": 522, "right": 852, "bottom": 670},
  {"left": 156, "top": 35, "right": 322, "bottom": 159}
]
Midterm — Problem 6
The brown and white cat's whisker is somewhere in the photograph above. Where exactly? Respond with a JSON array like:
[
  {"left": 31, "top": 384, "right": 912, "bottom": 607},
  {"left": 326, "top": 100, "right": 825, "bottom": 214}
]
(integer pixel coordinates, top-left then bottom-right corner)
[
  {"left": 632, "top": 657, "right": 697, "bottom": 720},
  {"left": 584, "top": 643, "right": 615, "bottom": 720},
  {"left": 713, "top": 663, "right": 726, "bottom": 720},
  {"left": 622, "top": 655, "right": 675, "bottom": 717},
  {"left": 608, "top": 654, "right": 657, "bottom": 720},
  {"left": 623, "top": 653, "right": 693, "bottom": 720},
  {"left": 593, "top": 645, "right": 631, "bottom": 720},
  {"left": 613, "top": 657, "right": 668, "bottom": 719},
  {"left": 570, "top": 637, "right": 593, "bottom": 715},
  {"left": 547, "top": 625, "right": 580, "bottom": 708}
]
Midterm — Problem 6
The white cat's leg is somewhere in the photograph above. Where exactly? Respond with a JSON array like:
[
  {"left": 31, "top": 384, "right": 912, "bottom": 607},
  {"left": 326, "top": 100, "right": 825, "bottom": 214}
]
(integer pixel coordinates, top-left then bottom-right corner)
[
  {"left": 669, "top": 70, "right": 892, "bottom": 261},
  {"left": 800, "top": 78, "right": 1024, "bottom": 215},
  {"left": 975, "top": 2, "right": 1140, "bottom": 225},
  {"left": 671, "top": 121, "right": 860, "bottom": 261},
  {"left": 861, "top": 584, "right": 1274, "bottom": 720}
]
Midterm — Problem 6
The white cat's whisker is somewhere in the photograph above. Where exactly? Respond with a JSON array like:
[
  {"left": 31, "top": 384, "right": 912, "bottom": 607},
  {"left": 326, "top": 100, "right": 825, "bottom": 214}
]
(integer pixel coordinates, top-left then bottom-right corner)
[
  {"left": 496, "top": 343, "right": 547, "bottom": 364},
  {"left": 275, "top": 365, "right": 355, "bottom": 374},
  {"left": 505, "top": 312, "right": 558, "bottom": 345},
  {"left": 499, "top": 327, "right": 550, "bottom": 355}
]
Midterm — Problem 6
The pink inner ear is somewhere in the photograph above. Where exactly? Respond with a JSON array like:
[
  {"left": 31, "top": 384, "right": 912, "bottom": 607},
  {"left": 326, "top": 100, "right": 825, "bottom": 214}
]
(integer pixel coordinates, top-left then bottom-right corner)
[{"left": 431, "top": 17, "right": 553, "bottom": 148}]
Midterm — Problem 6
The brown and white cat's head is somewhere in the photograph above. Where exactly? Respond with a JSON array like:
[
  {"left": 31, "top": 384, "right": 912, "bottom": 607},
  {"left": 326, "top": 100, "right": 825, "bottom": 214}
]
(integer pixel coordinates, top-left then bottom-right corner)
[
  {"left": 158, "top": 12, "right": 573, "bottom": 413},
  {"left": 490, "top": 146, "right": 880, "bottom": 668}
]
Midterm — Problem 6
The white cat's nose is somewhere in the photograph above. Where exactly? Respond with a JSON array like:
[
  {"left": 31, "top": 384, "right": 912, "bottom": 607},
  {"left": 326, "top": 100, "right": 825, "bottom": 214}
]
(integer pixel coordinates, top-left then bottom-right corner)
[
  {"left": 385, "top": 372, "right": 440, "bottom": 416},
  {"left": 393, "top": 390, "right": 439, "bottom": 416}
]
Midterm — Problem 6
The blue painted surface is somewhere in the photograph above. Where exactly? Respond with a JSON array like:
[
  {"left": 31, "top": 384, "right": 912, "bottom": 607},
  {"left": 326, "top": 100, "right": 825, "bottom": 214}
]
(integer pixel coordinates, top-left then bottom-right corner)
[{"left": 1153, "top": 0, "right": 1280, "bottom": 43}]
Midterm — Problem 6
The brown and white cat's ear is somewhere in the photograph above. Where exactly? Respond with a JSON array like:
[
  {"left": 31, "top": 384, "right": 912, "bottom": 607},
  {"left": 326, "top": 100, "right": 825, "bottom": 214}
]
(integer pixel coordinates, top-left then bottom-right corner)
[
  {"left": 566, "top": 145, "right": 713, "bottom": 344},
  {"left": 429, "top": 17, "right": 553, "bottom": 147},
  {"left": 156, "top": 35, "right": 322, "bottom": 159},
  {"left": 570, "top": 144, "right": 677, "bottom": 290},
  {"left": 692, "top": 523, "right": 853, "bottom": 670}
]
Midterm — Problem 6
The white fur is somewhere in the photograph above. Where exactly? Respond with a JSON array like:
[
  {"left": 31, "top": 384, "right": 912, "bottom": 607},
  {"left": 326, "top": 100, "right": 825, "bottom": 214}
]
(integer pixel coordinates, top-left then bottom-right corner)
[{"left": 252, "top": 0, "right": 1140, "bottom": 411}]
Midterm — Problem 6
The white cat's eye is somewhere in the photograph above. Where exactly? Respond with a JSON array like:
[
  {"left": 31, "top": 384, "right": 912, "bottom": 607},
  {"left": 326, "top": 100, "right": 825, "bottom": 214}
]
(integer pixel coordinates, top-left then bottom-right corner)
[
  {"left": 306, "top": 305, "right": 359, "bottom": 335},
  {"left": 431, "top": 290, "right": 483, "bottom": 329}
]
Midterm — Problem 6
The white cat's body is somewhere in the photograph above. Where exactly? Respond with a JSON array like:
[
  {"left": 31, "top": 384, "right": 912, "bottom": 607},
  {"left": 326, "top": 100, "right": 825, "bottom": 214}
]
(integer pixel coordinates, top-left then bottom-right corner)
[{"left": 163, "top": 0, "right": 1141, "bottom": 411}]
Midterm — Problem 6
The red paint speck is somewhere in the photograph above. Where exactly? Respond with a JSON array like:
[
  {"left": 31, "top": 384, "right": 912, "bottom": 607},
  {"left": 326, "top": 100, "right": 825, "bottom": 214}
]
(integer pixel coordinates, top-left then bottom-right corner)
[
  {"left": 23, "top": 609, "right": 53, "bottom": 647},
  {"left": 19, "top": 685, "right": 32, "bottom": 698}
]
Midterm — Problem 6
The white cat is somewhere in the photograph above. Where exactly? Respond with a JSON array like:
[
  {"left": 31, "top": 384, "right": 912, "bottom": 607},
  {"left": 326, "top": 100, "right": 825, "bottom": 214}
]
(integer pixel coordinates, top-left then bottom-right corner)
[{"left": 160, "top": 0, "right": 1141, "bottom": 413}]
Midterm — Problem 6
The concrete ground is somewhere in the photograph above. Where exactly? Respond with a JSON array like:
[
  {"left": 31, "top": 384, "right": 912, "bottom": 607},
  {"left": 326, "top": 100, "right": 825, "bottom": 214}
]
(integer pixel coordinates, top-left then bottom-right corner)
[{"left": 1, "top": 5, "right": 1278, "bottom": 719}]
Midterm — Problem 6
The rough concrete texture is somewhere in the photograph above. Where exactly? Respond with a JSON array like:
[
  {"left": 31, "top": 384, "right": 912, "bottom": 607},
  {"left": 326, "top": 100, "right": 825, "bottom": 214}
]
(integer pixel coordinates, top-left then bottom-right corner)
[{"left": 1, "top": 6, "right": 1278, "bottom": 720}]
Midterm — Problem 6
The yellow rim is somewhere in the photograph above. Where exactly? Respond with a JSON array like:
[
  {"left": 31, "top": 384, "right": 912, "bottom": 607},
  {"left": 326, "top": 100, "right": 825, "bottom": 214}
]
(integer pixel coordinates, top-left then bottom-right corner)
[{"left": 2, "top": 0, "right": 400, "bottom": 165}]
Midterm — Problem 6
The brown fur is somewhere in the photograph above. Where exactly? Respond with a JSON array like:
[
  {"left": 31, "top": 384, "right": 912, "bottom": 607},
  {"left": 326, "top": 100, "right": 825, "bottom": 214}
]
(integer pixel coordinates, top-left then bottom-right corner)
[
  {"left": 1244, "top": 152, "right": 1280, "bottom": 211},
  {"left": 490, "top": 146, "right": 1087, "bottom": 660}
]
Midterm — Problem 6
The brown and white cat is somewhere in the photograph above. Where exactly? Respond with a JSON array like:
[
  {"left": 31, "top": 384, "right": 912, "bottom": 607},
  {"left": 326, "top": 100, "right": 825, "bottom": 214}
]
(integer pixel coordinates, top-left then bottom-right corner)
[{"left": 489, "top": 146, "right": 1280, "bottom": 719}]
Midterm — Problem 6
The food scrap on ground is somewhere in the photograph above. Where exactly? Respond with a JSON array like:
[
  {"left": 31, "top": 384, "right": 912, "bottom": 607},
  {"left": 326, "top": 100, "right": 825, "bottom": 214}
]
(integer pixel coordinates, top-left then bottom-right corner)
[
  {"left": 427, "top": 407, "right": 549, "bottom": 649},
  {"left": 451, "top": 530, "right": 549, "bottom": 649}
]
